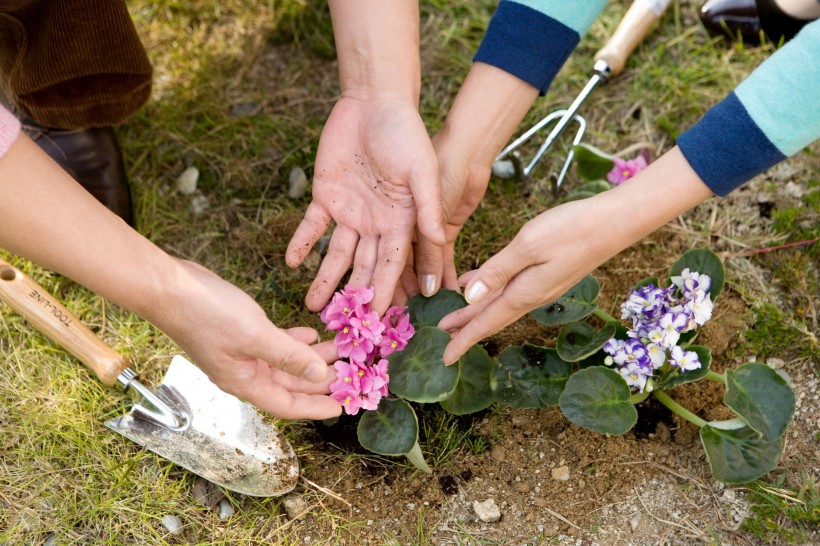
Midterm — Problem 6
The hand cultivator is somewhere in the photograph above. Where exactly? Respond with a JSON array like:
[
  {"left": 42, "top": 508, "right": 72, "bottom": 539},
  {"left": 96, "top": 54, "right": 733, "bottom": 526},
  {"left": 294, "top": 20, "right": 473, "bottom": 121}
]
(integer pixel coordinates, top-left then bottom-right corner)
[{"left": 493, "top": 0, "right": 672, "bottom": 188}]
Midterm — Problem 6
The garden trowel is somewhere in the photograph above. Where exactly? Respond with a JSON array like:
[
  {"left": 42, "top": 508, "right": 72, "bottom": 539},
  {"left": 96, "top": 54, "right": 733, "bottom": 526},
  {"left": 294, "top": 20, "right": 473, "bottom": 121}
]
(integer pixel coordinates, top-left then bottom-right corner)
[{"left": 0, "top": 257, "right": 298, "bottom": 496}]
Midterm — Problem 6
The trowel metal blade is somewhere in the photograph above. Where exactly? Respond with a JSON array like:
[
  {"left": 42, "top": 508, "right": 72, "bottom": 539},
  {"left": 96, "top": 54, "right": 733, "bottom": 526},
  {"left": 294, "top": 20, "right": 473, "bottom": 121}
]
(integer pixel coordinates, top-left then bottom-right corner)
[{"left": 105, "top": 355, "right": 298, "bottom": 497}]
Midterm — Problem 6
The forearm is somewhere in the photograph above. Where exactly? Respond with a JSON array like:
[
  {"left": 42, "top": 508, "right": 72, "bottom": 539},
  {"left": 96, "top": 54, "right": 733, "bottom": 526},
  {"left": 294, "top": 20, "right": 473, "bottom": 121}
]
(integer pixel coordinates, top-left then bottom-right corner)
[
  {"left": 588, "top": 146, "right": 714, "bottom": 256},
  {"left": 329, "top": 0, "right": 420, "bottom": 103},
  {"left": 0, "top": 135, "right": 180, "bottom": 324},
  {"left": 437, "top": 62, "right": 539, "bottom": 168}
]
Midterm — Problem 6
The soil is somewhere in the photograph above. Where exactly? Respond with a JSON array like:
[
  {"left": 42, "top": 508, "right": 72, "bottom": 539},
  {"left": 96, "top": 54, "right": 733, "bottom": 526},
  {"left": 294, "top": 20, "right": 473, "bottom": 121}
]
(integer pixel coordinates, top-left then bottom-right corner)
[{"left": 261, "top": 183, "right": 819, "bottom": 545}]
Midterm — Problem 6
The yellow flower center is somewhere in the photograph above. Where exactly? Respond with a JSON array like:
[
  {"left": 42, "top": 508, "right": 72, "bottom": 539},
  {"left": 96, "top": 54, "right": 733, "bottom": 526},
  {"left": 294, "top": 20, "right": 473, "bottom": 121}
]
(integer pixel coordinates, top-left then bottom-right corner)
[
  {"left": 344, "top": 396, "right": 351, "bottom": 405},
  {"left": 344, "top": 377, "right": 351, "bottom": 383},
  {"left": 622, "top": 169, "right": 631, "bottom": 177},
  {"left": 391, "top": 341, "right": 397, "bottom": 349},
  {"left": 363, "top": 320, "right": 370, "bottom": 326},
  {"left": 358, "top": 371, "right": 364, "bottom": 377},
  {"left": 343, "top": 327, "right": 349, "bottom": 334},
  {"left": 343, "top": 307, "right": 350, "bottom": 313},
  {"left": 353, "top": 341, "right": 359, "bottom": 347}
]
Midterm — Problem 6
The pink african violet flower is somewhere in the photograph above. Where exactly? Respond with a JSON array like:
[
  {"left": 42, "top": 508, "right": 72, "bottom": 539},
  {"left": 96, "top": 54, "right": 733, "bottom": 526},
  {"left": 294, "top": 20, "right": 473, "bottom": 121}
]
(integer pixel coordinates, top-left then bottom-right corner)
[
  {"left": 320, "top": 292, "right": 354, "bottom": 331},
  {"left": 360, "top": 359, "right": 390, "bottom": 396},
  {"left": 329, "top": 360, "right": 361, "bottom": 393},
  {"left": 335, "top": 329, "right": 374, "bottom": 363},
  {"left": 324, "top": 288, "right": 410, "bottom": 414},
  {"left": 331, "top": 387, "right": 365, "bottom": 415},
  {"left": 607, "top": 155, "right": 648, "bottom": 185},
  {"left": 379, "top": 306, "right": 415, "bottom": 357},
  {"left": 350, "top": 311, "right": 385, "bottom": 343}
]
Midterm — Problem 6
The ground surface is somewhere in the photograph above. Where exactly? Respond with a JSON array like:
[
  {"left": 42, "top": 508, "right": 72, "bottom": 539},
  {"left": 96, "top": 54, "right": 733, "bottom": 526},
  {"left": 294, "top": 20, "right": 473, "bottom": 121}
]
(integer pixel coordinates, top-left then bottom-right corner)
[{"left": 1, "top": 1, "right": 817, "bottom": 544}]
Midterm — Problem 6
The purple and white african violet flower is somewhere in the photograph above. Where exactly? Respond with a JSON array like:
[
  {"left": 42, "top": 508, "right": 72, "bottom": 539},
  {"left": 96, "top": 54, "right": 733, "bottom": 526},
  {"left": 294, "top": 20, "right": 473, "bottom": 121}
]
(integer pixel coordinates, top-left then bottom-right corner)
[
  {"left": 604, "top": 272, "right": 713, "bottom": 392},
  {"left": 322, "top": 285, "right": 414, "bottom": 415}
]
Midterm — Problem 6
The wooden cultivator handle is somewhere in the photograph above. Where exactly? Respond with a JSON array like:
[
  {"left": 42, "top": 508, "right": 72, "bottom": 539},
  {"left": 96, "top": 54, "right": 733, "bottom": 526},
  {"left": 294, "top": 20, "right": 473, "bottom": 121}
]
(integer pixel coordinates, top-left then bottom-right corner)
[
  {"left": 595, "top": 0, "right": 672, "bottom": 77},
  {"left": 0, "top": 258, "right": 128, "bottom": 386}
]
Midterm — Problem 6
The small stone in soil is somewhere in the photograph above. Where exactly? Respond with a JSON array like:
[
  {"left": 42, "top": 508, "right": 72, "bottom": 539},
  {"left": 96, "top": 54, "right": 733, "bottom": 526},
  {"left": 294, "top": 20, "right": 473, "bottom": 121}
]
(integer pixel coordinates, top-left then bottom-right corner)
[
  {"left": 218, "top": 499, "right": 235, "bottom": 519},
  {"left": 176, "top": 166, "right": 199, "bottom": 195},
  {"left": 551, "top": 465, "right": 570, "bottom": 481},
  {"left": 491, "top": 159, "right": 517, "bottom": 179},
  {"left": 161, "top": 514, "right": 184, "bottom": 536},
  {"left": 282, "top": 494, "right": 309, "bottom": 521},
  {"left": 190, "top": 194, "right": 209, "bottom": 215},
  {"left": 473, "top": 498, "right": 502, "bottom": 523},
  {"left": 288, "top": 167, "right": 309, "bottom": 199}
]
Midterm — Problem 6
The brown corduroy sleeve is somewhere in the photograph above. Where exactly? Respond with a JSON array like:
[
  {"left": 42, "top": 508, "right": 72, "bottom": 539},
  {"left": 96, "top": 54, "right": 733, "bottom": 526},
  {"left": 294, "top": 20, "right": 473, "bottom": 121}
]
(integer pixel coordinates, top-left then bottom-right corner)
[{"left": 0, "top": 0, "right": 152, "bottom": 129}]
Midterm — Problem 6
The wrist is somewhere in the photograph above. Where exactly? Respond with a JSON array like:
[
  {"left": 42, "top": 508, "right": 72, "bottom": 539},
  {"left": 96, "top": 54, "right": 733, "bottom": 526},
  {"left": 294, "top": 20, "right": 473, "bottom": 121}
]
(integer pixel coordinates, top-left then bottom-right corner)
[
  {"left": 330, "top": 0, "right": 420, "bottom": 103},
  {"left": 438, "top": 62, "right": 539, "bottom": 168}
]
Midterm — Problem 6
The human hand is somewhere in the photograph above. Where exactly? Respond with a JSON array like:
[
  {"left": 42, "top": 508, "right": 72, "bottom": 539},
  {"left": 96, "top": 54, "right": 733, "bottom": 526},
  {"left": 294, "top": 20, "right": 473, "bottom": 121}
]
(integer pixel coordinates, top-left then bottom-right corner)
[
  {"left": 437, "top": 147, "right": 715, "bottom": 363},
  {"left": 401, "top": 133, "right": 492, "bottom": 299},
  {"left": 401, "top": 62, "right": 540, "bottom": 299},
  {"left": 286, "top": 96, "right": 444, "bottom": 314},
  {"left": 152, "top": 259, "right": 342, "bottom": 420}
]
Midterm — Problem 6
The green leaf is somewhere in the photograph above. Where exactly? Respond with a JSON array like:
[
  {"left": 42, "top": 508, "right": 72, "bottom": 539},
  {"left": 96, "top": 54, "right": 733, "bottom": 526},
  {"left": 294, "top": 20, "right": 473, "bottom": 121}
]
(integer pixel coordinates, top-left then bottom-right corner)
[
  {"left": 387, "top": 327, "right": 458, "bottom": 403},
  {"left": 529, "top": 275, "right": 600, "bottom": 326},
  {"left": 724, "top": 362, "right": 796, "bottom": 441},
  {"left": 556, "top": 322, "right": 617, "bottom": 362},
  {"left": 562, "top": 180, "right": 611, "bottom": 203},
  {"left": 357, "top": 398, "right": 418, "bottom": 456},
  {"left": 700, "top": 424, "right": 783, "bottom": 483},
  {"left": 440, "top": 345, "right": 496, "bottom": 415},
  {"left": 558, "top": 367, "right": 637, "bottom": 435},
  {"left": 407, "top": 289, "right": 467, "bottom": 328},
  {"left": 493, "top": 345, "right": 571, "bottom": 408},
  {"left": 659, "top": 345, "right": 711, "bottom": 389},
  {"left": 635, "top": 276, "right": 659, "bottom": 289},
  {"left": 572, "top": 143, "right": 615, "bottom": 180},
  {"left": 668, "top": 248, "right": 725, "bottom": 298}
]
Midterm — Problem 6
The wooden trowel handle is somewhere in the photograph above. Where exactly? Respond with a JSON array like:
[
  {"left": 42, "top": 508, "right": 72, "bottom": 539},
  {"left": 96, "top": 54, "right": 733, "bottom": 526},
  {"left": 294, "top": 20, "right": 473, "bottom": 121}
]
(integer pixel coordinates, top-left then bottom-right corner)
[
  {"left": 0, "top": 258, "right": 128, "bottom": 386},
  {"left": 595, "top": 0, "right": 671, "bottom": 77}
]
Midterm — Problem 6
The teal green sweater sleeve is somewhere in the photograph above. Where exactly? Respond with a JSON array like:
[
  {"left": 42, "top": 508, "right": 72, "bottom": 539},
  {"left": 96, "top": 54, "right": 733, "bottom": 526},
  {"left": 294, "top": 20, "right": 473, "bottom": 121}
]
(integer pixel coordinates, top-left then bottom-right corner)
[
  {"left": 677, "top": 19, "right": 820, "bottom": 196},
  {"left": 474, "top": 0, "right": 607, "bottom": 94}
]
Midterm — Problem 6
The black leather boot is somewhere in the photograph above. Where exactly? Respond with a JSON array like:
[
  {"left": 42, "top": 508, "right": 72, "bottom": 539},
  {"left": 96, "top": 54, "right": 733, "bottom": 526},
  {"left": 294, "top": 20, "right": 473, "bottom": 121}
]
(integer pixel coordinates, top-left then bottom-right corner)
[
  {"left": 699, "top": 0, "right": 812, "bottom": 45},
  {"left": 22, "top": 122, "right": 135, "bottom": 226}
]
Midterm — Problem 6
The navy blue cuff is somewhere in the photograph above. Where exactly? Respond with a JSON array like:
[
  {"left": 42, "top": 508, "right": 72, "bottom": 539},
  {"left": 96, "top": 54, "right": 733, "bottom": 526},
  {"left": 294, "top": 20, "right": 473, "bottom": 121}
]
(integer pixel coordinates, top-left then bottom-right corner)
[
  {"left": 677, "top": 93, "right": 786, "bottom": 196},
  {"left": 474, "top": 1, "right": 579, "bottom": 95}
]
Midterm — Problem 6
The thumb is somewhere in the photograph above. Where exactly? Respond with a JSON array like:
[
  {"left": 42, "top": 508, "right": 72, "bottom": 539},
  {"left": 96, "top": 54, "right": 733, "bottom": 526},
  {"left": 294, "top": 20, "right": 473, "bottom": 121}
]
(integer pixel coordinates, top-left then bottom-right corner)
[
  {"left": 259, "top": 327, "right": 332, "bottom": 384},
  {"left": 409, "top": 160, "right": 446, "bottom": 246},
  {"left": 461, "top": 238, "right": 531, "bottom": 305}
]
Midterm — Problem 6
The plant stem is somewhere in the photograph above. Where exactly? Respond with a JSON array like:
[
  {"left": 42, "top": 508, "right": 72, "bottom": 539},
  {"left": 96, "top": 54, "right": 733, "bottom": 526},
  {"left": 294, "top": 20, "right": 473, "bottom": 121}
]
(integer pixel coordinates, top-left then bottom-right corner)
[
  {"left": 593, "top": 308, "right": 618, "bottom": 323},
  {"left": 404, "top": 441, "right": 432, "bottom": 474},
  {"left": 629, "top": 390, "right": 651, "bottom": 405},
  {"left": 652, "top": 390, "right": 707, "bottom": 428},
  {"left": 704, "top": 370, "right": 726, "bottom": 384}
]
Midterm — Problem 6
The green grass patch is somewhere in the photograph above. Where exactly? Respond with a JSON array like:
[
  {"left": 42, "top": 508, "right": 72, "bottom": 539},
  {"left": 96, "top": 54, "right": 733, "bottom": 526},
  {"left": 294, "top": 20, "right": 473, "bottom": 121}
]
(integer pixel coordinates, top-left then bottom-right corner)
[{"left": 741, "top": 473, "right": 820, "bottom": 544}]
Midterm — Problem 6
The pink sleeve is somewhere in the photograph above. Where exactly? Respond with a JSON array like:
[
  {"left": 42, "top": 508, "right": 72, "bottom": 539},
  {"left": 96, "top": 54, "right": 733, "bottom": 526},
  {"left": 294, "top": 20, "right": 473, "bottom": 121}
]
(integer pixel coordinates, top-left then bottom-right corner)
[{"left": 0, "top": 105, "right": 21, "bottom": 158}]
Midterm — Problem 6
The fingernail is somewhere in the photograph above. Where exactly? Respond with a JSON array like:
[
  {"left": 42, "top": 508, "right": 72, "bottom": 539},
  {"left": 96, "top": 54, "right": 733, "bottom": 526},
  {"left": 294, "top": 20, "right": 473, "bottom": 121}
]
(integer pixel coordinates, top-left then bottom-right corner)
[
  {"left": 420, "top": 274, "right": 437, "bottom": 297},
  {"left": 302, "top": 361, "right": 326, "bottom": 383},
  {"left": 465, "top": 280, "right": 488, "bottom": 304}
]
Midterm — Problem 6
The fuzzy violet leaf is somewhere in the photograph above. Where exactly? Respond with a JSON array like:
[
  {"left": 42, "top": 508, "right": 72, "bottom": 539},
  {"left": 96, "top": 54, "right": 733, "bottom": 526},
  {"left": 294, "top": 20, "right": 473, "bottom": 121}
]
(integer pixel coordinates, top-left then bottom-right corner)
[
  {"left": 669, "top": 248, "right": 725, "bottom": 298},
  {"left": 700, "top": 423, "right": 783, "bottom": 483},
  {"left": 529, "top": 275, "right": 600, "bottom": 326},
  {"left": 493, "top": 345, "right": 571, "bottom": 408},
  {"left": 572, "top": 143, "right": 615, "bottom": 181},
  {"left": 724, "top": 362, "right": 796, "bottom": 441},
  {"left": 658, "top": 345, "right": 711, "bottom": 389},
  {"left": 357, "top": 398, "right": 419, "bottom": 456},
  {"left": 559, "top": 366, "right": 638, "bottom": 435},
  {"left": 556, "top": 321, "right": 617, "bottom": 362},
  {"left": 440, "top": 345, "right": 495, "bottom": 416},
  {"left": 387, "top": 326, "right": 458, "bottom": 403},
  {"left": 406, "top": 289, "right": 467, "bottom": 328}
]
